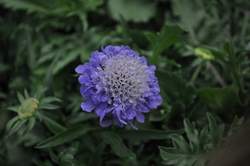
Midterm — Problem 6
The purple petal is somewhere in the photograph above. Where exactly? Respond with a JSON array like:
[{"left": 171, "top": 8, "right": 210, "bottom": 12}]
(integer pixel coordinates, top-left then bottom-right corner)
[
  {"left": 136, "top": 103, "right": 150, "bottom": 113},
  {"left": 100, "top": 118, "right": 112, "bottom": 127},
  {"left": 136, "top": 112, "right": 145, "bottom": 123},
  {"left": 126, "top": 108, "right": 136, "bottom": 120},
  {"left": 75, "top": 65, "right": 87, "bottom": 74},
  {"left": 95, "top": 103, "right": 108, "bottom": 117},
  {"left": 78, "top": 75, "right": 91, "bottom": 85},
  {"left": 102, "top": 45, "right": 124, "bottom": 56},
  {"left": 90, "top": 51, "right": 107, "bottom": 65},
  {"left": 81, "top": 101, "right": 95, "bottom": 112},
  {"left": 147, "top": 96, "right": 162, "bottom": 109},
  {"left": 76, "top": 45, "right": 163, "bottom": 128},
  {"left": 114, "top": 107, "right": 127, "bottom": 124}
]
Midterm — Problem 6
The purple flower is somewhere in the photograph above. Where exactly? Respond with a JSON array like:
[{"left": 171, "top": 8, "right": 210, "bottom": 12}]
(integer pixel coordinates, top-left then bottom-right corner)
[{"left": 75, "top": 45, "right": 162, "bottom": 127}]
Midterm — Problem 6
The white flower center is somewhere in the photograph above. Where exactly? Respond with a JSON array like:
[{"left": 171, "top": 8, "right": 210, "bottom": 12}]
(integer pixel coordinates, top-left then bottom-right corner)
[{"left": 102, "top": 55, "right": 149, "bottom": 103}]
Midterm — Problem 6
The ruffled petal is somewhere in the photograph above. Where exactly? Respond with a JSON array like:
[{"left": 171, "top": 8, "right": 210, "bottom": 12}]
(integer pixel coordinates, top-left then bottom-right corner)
[
  {"left": 100, "top": 118, "right": 112, "bottom": 127},
  {"left": 78, "top": 75, "right": 91, "bottom": 85},
  {"left": 75, "top": 64, "right": 88, "bottom": 74},
  {"left": 136, "top": 112, "right": 145, "bottom": 123},
  {"left": 136, "top": 103, "right": 150, "bottom": 113},
  {"left": 90, "top": 51, "right": 107, "bottom": 65},
  {"left": 81, "top": 101, "right": 95, "bottom": 112},
  {"left": 76, "top": 45, "right": 162, "bottom": 128},
  {"left": 147, "top": 95, "right": 162, "bottom": 109},
  {"left": 95, "top": 103, "right": 108, "bottom": 117},
  {"left": 114, "top": 106, "right": 127, "bottom": 125},
  {"left": 126, "top": 107, "right": 136, "bottom": 120}
]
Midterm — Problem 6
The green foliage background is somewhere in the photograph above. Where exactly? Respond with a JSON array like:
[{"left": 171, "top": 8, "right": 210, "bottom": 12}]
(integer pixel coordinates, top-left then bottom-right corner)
[{"left": 0, "top": 0, "right": 250, "bottom": 165}]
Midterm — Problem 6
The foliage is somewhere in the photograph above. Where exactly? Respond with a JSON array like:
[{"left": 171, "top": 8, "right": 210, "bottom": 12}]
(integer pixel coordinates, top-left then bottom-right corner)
[
  {"left": 0, "top": 0, "right": 250, "bottom": 165},
  {"left": 159, "top": 113, "right": 224, "bottom": 166},
  {"left": 108, "top": 0, "right": 156, "bottom": 22}
]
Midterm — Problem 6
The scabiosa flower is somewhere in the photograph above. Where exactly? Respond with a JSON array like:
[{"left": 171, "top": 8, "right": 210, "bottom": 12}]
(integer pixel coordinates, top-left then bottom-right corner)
[{"left": 75, "top": 45, "right": 162, "bottom": 127}]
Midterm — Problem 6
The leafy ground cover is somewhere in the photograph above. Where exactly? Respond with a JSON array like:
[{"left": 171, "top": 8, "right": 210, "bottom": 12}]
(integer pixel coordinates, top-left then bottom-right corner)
[{"left": 0, "top": 0, "right": 250, "bottom": 166}]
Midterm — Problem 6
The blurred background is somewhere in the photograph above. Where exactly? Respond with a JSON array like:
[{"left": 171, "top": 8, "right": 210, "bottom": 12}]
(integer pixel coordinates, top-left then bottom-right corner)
[{"left": 0, "top": 0, "right": 250, "bottom": 165}]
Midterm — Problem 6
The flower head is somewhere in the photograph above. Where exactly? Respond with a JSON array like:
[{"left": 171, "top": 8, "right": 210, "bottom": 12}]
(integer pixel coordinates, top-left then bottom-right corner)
[
  {"left": 18, "top": 98, "right": 39, "bottom": 119},
  {"left": 75, "top": 45, "right": 162, "bottom": 127}
]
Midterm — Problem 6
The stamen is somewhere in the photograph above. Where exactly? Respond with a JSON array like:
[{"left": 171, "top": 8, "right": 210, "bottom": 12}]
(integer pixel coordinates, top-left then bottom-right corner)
[{"left": 101, "top": 55, "right": 149, "bottom": 103}]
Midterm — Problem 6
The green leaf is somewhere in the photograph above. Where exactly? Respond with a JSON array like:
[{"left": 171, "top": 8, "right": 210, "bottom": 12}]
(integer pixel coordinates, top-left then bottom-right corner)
[
  {"left": 172, "top": 0, "right": 205, "bottom": 43},
  {"left": 6, "top": 116, "right": 19, "bottom": 131},
  {"left": 17, "top": 92, "right": 25, "bottom": 103},
  {"left": 183, "top": 120, "right": 199, "bottom": 152},
  {"left": 38, "top": 112, "right": 66, "bottom": 134},
  {"left": 117, "top": 128, "right": 181, "bottom": 142},
  {"left": 108, "top": 0, "right": 156, "bottom": 22},
  {"left": 197, "top": 86, "right": 238, "bottom": 110},
  {"left": 52, "top": 52, "right": 80, "bottom": 75},
  {"left": 194, "top": 47, "right": 215, "bottom": 60},
  {"left": 39, "top": 104, "right": 60, "bottom": 110},
  {"left": 0, "top": 0, "right": 103, "bottom": 15},
  {"left": 157, "top": 70, "right": 195, "bottom": 107},
  {"left": 152, "top": 25, "right": 184, "bottom": 60},
  {"left": 123, "top": 28, "right": 150, "bottom": 48},
  {"left": 101, "top": 131, "right": 136, "bottom": 161},
  {"left": 40, "top": 97, "right": 61, "bottom": 105},
  {"left": 36, "top": 124, "right": 93, "bottom": 148},
  {"left": 8, "top": 119, "right": 26, "bottom": 136},
  {"left": 0, "top": 0, "right": 49, "bottom": 13},
  {"left": 206, "top": 113, "right": 224, "bottom": 145},
  {"left": 223, "top": 42, "right": 244, "bottom": 91},
  {"left": 170, "top": 135, "right": 189, "bottom": 152},
  {"left": 27, "top": 117, "right": 36, "bottom": 132},
  {"left": 159, "top": 114, "right": 224, "bottom": 166},
  {"left": 83, "top": 0, "right": 103, "bottom": 11},
  {"left": 159, "top": 146, "right": 202, "bottom": 166}
]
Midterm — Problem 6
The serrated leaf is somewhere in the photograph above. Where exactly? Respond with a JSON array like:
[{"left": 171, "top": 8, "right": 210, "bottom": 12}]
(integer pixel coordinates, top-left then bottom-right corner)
[
  {"left": 206, "top": 113, "right": 224, "bottom": 145},
  {"left": 159, "top": 115, "right": 223, "bottom": 166},
  {"left": 159, "top": 146, "right": 202, "bottom": 166},
  {"left": 184, "top": 120, "right": 199, "bottom": 152},
  {"left": 171, "top": 135, "right": 190, "bottom": 153}
]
